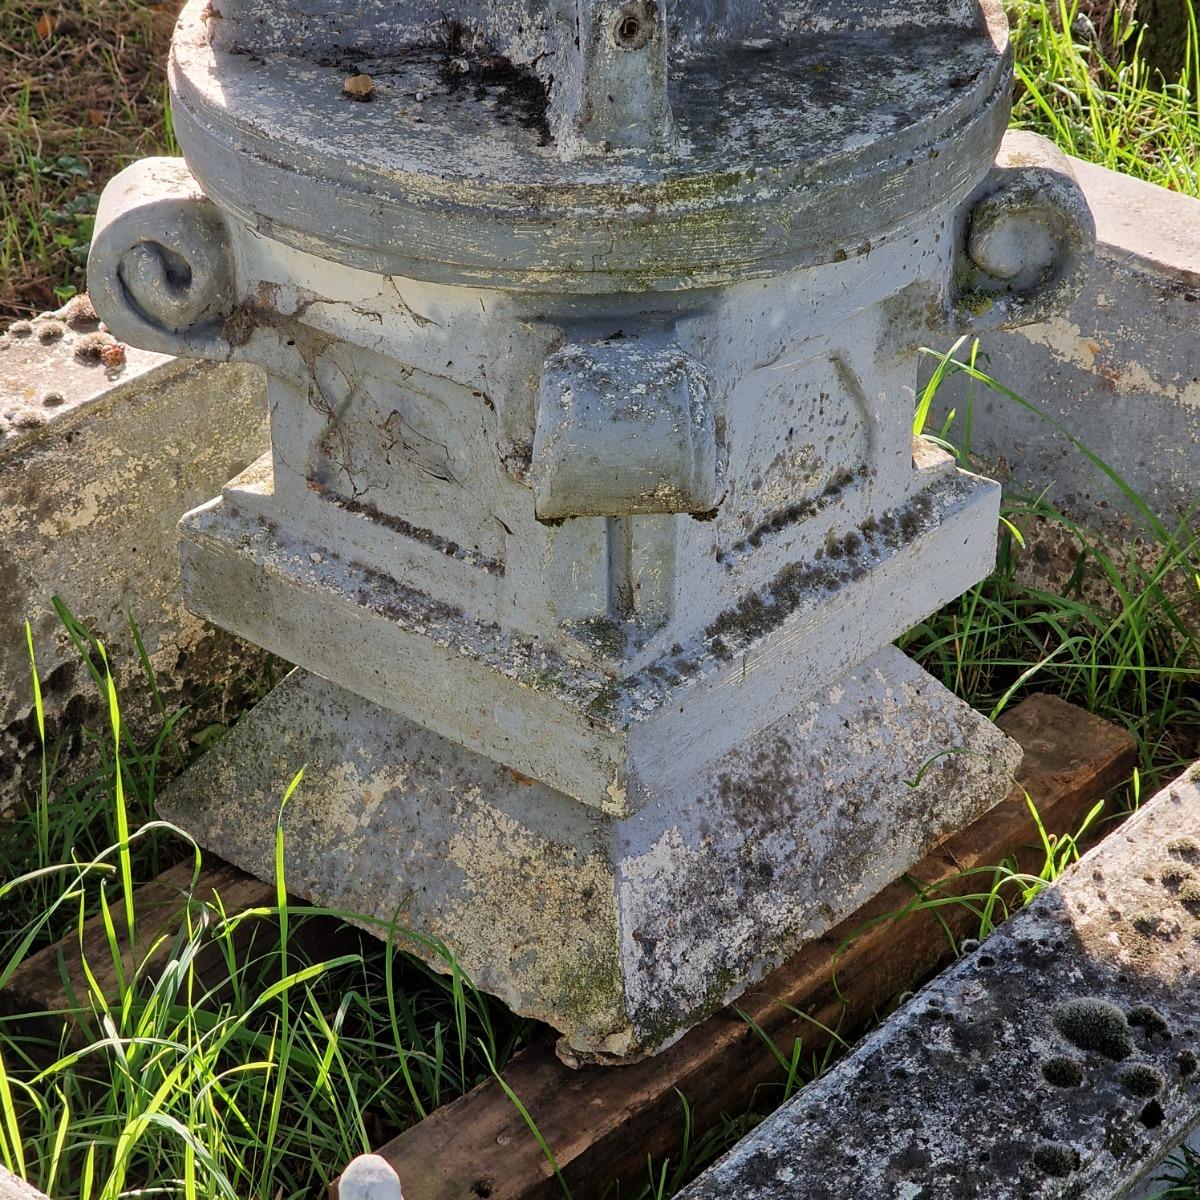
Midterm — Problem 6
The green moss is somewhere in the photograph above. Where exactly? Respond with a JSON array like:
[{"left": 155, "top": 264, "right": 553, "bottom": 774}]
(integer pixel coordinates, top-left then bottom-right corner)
[
  {"left": 1168, "top": 837, "right": 1200, "bottom": 862},
  {"left": 1032, "top": 1141, "right": 1080, "bottom": 1177},
  {"left": 1120, "top": 1063, "right": 1165, "bottom": 1098},
  {"left": 1180, "top": 881, "right": 1200, "bottom": 913},
  {"left": 1041, "top": 1055, "right": 1085, "bottom": 1087},
  {"left": 1132, "top": 910, "right": 1166, "bottom": 935},
  {"left": 584, "top": 679, "right": 623, "bottom": 724},
  {"left": 1177, "top": 1049, "right": 1197, "bottom": 1077},
  {"left": 1053, "top": 997, "right": 1133, "bottom": 1060},
  {"left": 1161, "top": 862, "right": 1194, "bottom": 887},
  {"left": 1128, "top": 1005, "right": 1171, "bottom": 1040}
]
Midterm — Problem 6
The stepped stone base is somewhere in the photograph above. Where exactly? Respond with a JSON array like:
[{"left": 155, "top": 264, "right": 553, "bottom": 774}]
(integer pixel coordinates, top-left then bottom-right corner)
[{"left": 160, "top": 646, "right": 1021, "bottom": 1062}]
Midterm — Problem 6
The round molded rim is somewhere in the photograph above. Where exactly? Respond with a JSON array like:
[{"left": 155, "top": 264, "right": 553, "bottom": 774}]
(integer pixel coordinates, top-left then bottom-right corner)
[{"left": 169, "top": 0, "right": 1012, "bottom": 291}]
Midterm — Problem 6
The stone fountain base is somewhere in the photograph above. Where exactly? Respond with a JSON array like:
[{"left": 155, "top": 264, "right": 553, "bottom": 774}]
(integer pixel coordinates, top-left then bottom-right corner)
[{"left": 160, "top": 646, "right": 1020, "bottom": 1063}]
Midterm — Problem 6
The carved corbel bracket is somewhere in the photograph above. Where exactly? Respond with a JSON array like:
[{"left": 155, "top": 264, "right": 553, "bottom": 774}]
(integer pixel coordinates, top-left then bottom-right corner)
[
  {"left": 951, "top": 130, "right": 1096, "bottom": 334},
  {"left": 88, "top": 157, "right": 235, "bottom": 359},
  {"left": 531, "top": 334, "right": 725, "bottom": 521}
]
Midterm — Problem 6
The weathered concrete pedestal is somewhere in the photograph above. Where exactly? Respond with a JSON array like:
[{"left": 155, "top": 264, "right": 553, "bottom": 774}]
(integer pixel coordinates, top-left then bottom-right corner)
[
  {"left": 89, "top": 0, "right": 1094, "bottom": 1059},
  {"left": 163, "top": 647, "right": 1018, "bottom": 1061}
]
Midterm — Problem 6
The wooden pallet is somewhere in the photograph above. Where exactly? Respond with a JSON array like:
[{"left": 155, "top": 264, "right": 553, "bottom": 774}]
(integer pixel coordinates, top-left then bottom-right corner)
[
  {"left": 0, "top": 693, "right": 1136, "bottom": 1200},
  {"left": 355, "top": 694, "right": 1136, "bottom": 1200}
]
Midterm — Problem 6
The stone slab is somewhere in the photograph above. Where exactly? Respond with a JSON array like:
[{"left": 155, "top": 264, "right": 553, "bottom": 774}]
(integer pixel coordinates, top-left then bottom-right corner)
[
  {"left": 0, "top": 312, "right": 270, "bottom": 803},
  {"left": 159, "top": 645, "right": 1019, "bottom": 1060},
  {"left": 678, "top": 764, "right": 1200, "bottom": 1200}
]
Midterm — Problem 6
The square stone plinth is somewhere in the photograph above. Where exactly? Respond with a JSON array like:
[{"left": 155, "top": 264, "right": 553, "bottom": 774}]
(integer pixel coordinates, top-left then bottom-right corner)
[
  {"left": 178, "top": 458, "right": 1001, "bottom": 818},
  {"left": 160, "top": 645, "right": 1020, "bottom": 1061}
]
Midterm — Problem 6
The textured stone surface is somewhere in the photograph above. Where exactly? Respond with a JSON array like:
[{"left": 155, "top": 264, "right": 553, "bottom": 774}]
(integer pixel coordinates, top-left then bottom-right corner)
[
  {"left": 167, "top": 0, "right": 1014, "bottom": 291},
  {"left": 160, "top": 646, "right": 1020, "bottom": 1060},
  {"left": 0, "top": 317, "right": 270, "bottom": 803},
  {"left": 679, "top": 765, "right": 1200, "bottom": 1200}
]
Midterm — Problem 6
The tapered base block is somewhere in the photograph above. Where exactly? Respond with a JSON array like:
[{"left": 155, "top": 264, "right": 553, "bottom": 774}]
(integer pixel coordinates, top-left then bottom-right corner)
[{"left": 160, "top": 647, "right": 1020, "bottom": 1062}]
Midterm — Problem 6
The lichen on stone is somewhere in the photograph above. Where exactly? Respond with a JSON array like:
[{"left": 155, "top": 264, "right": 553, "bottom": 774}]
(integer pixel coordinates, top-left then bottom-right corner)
[{"left": 1053, "top": 996, "right": 1133, "bottom": 1060}]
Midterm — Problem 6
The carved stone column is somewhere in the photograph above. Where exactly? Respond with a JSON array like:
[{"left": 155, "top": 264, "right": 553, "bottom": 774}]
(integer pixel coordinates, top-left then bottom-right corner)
[{"left": 90, "top": 0, "right": 1094, "bottom": 1062}]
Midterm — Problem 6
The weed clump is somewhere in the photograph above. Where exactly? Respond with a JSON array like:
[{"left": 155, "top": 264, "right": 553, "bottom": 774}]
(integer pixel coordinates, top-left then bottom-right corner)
[
  {"left": 1120, "top": 1063, "right": 1164, "bottom": 1098},
  {"left": 1128, "top": 1006, "right": 1171, "bottom": 1040},
  {"left": 1053, "top": 997, "right": 1133, "bottom": 1060},
  {"left": 1179, "top": 882, "right": 1200, "bottom": 914},
  {"left": 1041, "top": 1055, "right": 1085, "bottom": 1087},
  {"left": 1033, "top": 1141, "right": 1081, "bottom": 1177}
]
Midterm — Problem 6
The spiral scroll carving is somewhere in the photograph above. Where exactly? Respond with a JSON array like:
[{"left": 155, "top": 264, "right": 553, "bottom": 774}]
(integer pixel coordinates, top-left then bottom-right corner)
[
  {"left": 88, "top": 157, "right": 234, "bottom": 358},
  {"left": 952, "top": 131, "right": 1096, "bottom": 334}
]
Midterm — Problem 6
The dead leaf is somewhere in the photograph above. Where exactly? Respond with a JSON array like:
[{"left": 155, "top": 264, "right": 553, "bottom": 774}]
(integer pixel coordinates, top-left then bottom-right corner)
[
  {"left": 508, "top": 767, "right": 536, "bottom": 786},
  {"left": 342, "top": 73, "right": 374, "bottom": 101},
  {"left": 36, "top": 12, "right": 57, "bottom": 38},
  {"left": 87, "top": 108, "right": 105, "bottom": 127}
]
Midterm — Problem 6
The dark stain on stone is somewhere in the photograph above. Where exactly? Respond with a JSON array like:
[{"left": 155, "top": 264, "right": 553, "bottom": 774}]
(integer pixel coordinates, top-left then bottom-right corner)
[
  {"left": 704, "top": 489, "right": 937, "bottom": 660},
  {"left": 1140, "top": 1099, "right": 1165, "bottom": 1128},
  {"left": 318, "top": 486, "right": 504, "bottom": 574},
  {"left": 436, "top": 24, "right": 551, "bottom": 146}
]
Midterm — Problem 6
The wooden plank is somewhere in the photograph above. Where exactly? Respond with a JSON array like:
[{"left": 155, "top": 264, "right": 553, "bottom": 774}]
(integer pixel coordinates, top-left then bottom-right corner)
[
  {"left": 363, "top": 694, "right": 1136, "bottom": 1200},
  {"left": 0, "top": 858, "right": 275, "bottom": 1039}
]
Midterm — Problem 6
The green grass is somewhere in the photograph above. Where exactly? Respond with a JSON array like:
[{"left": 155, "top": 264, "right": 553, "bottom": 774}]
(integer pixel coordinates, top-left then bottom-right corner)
[
  {"left": 0, "top": 615, "right": 535, "bottom": 1200},
  {"left": 0, "top": 0, "right": 178, "bottom": 318},
  {"left": 1010, "top": 0, "right": 1200, "bottom": 194}
]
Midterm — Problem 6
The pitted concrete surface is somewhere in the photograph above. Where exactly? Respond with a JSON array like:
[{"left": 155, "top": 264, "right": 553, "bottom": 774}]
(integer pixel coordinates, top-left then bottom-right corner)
[
  {"left": 679, "top": 766, "right": 1200, "bottom": 1200},
  {"left": 160, "top": 647, "right": 1019, "bottom": 1061},
  {"left": 0, "top": 316, "right": 271, "bottom": 801}
]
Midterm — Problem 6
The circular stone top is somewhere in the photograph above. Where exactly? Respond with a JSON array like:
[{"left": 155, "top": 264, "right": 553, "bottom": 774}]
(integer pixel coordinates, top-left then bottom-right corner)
[{"left": 170, "top": 0, "right": 1011, "bottom": 291}]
